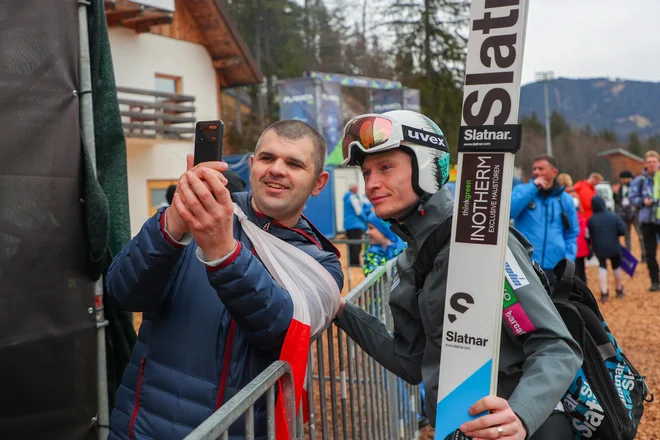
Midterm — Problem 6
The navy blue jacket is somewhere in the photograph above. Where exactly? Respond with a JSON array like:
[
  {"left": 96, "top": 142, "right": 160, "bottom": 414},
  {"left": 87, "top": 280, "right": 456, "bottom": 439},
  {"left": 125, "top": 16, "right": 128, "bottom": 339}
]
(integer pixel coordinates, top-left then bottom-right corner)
[
  {"left": 588, "top": 195, "right": 626, "bottom": 259},
  {"left": 107, "top": 192, "right": 343, "bottom": 440},
  {"left": 510, "top": 182, "right": 579, "bottom": 270}
]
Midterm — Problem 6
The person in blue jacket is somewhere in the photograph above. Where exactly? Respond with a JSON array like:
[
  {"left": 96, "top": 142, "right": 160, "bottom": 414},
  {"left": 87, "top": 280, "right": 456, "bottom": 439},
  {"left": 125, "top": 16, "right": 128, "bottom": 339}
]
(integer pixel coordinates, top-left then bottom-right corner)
[
  {"left": 362, "top": 212, "right": 406, "bottom": 276},
  {"left": 343, "top": 184, "right": 369, "bottom": 266},
  {"left": 510, "top": 154, "right": 579, "bottom": 281},
  {"left": 106, "top": 120, "right": 343, "bottom": 440}
]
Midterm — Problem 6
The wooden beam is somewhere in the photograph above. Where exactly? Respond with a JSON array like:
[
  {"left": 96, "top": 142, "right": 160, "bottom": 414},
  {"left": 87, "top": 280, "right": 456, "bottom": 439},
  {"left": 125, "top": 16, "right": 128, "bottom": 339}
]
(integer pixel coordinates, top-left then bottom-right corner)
[
  {"left": 118, "top": 98, "right": 196, "bottom": 114},
  {"left": 122, "top": 12, "right": 173, "bottom": 33},
  {"left": 106, "top": 8, "right": 142, "bottom": 26},
  {"left": 212, "top": 57, "right": 243, "bottom": 70},
  {"left": 117, "top": 86, "right": 195, "bottom": 103}
]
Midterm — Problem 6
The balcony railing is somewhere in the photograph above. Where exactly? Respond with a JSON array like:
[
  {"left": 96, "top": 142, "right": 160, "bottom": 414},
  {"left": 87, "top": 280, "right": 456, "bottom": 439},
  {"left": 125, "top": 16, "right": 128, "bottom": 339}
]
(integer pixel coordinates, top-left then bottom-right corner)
[{"left": 117, "top": 86, "right": 196, "bottom": 140}]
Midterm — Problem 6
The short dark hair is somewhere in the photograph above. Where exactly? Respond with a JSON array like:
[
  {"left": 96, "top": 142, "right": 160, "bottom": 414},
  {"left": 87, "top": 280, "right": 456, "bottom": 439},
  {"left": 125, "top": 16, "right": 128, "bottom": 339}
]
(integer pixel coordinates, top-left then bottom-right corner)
[
  {"left": 532, "top": 154, "right": 558, "bottom": 170},
  {"left": 619, "top": 170, "right": 634, "bottom": 179},
  {"left": 166, "top": 184, "right": 177, "bottom": 205},
  {"left": 255, "top": 120, "right": 327, "bottom": 177}
]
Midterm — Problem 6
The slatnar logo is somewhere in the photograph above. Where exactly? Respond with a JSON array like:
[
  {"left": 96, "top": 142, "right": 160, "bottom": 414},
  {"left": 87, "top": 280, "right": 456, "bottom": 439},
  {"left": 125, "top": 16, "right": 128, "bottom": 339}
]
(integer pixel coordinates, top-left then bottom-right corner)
[
  {"left": 447, "top": 292, "right": 474, "bottom": 323},
  {"left": 463, "top": 128, "right": 512, "bottom": 141}
]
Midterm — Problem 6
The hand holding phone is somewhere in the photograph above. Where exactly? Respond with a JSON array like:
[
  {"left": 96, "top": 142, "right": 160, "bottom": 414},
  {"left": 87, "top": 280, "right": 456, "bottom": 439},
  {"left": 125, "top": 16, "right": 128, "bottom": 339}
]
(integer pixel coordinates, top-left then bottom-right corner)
[{"left": 194, "top": 120, "right": 224, "bottom": 165}]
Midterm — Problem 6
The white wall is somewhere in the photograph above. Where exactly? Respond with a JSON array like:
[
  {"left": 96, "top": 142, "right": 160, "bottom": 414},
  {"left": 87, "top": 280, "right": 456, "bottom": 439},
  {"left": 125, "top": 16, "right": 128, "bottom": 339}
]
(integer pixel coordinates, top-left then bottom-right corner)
[
  {"left": 108, "top": 28, "right": 220, "bottom": 235},
  {"left": 108, "top": 28, "right": 219, "bottom": 121},
  {"left": 126, "top": 138, "right": 192, "bottom": 236},
  {"left": 333, "top": 167, "right": 364, "bottom": 233}
]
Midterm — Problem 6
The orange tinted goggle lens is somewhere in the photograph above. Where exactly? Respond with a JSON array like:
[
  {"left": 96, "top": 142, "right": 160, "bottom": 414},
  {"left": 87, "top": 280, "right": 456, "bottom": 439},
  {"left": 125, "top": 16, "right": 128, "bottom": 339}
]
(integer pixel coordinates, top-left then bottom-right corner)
[{"left": 342, "top": 117, "right": 393, "bottom": 159}]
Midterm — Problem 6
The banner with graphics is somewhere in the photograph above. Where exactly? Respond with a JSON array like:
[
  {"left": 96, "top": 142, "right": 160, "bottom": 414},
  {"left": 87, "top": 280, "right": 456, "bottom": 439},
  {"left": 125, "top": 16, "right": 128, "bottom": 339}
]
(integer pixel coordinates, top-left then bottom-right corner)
[
  {"left": 306, "top": 71, "right": 402, "bottom": 90},
  {"left": 403, "top": 88, "right": 421, "bottom": 112},
  {"left": 279, "top": 78, "right": 317, "bottom": 127},
  {"left": 371, "top": 89, "right": 403, "bottom": 113},
  {"left": 435, "top": 0, "right": 530, "bottom": 438},
  {"left": 319, "top": 81, "right": 343, "bottom": 163},
  {"left": 371, "top": 88, "right": 421, "bottom": 113}
]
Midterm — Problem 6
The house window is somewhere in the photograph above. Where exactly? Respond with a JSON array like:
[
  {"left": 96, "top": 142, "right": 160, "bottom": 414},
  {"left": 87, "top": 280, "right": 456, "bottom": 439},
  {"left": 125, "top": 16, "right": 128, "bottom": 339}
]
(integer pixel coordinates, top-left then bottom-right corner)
[
  {"left": 147, "top": 180, "right": 179, "bottom": 217},
  {"left": 155, "top": 73, "right": 182, "bottom": 96}
]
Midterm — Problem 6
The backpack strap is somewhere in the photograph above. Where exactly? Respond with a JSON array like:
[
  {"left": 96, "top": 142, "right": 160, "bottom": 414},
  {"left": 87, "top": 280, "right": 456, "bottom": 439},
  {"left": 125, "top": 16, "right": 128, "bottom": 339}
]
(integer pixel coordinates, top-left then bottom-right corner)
[
  {"left": 412, "top": 217, "right": 453, "bottom": 291},
  {"left": 552, "top": 258, "right": 576, "bottom": 303}
]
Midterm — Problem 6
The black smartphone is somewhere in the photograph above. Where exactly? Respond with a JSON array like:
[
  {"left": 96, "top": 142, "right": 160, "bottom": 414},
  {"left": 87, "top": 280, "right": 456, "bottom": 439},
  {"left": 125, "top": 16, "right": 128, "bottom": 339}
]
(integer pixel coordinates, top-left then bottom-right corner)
[{"left": 194, "top": 120, "right": 224, "bottom": 165}]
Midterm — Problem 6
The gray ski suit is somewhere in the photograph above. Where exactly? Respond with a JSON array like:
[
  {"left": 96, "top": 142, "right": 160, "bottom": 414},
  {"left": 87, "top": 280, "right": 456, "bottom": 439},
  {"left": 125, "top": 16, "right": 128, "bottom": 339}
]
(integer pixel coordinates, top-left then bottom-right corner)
[{"left": 335, "top": 188, "right": 582, "bottom": 437}]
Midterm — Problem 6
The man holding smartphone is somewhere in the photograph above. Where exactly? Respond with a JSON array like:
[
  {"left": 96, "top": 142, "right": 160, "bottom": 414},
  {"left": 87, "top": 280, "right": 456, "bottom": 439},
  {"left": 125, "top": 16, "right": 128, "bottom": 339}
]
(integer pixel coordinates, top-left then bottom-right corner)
[{"left": 106, "top": 120, "right": 343, "bottom": 440}]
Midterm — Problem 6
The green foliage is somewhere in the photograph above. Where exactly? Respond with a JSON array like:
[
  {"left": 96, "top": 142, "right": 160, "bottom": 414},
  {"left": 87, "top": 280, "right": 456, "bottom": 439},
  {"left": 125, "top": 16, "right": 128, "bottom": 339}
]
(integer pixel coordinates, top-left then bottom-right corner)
[
  {"left": 628, "top": 131, "right": 642, "bottom": 156},
  {"left": 222, "top": 0, "right": 468, "bottom": 161},
  {"left": 550, "top": 111, "right": 570, "bottom": 138},
  {"left": 389, "top": 0, "right": 469, "bottom": 163},
  {"left": 599, "top": 128, "right": 618, "bottom": 143},
  {"left": 521, "top": 111, "right": 545, "bottom": 135}
]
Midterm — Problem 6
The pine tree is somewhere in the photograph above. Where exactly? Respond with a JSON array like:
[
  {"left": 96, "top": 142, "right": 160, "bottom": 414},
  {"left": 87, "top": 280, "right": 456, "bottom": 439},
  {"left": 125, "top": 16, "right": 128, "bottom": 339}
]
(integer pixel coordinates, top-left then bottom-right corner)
[
  {"left": 628, "top": 132, "right": 642, "bottom": 157},
  {"left": 550, "top": 111, "right": 570, "bottom": 138}
]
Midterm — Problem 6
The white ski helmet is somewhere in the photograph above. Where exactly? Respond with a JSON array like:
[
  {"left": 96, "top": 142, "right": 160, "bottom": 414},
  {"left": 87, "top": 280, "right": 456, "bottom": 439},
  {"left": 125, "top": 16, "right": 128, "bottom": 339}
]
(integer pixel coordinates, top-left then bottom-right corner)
[{"left": 342, "top": 110, "right": 451, "bottom": 196}]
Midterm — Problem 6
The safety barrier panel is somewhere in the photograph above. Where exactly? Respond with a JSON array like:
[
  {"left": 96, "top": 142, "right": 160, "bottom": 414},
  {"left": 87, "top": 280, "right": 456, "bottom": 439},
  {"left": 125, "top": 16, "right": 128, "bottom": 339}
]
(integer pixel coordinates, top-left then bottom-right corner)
[
  {"left": 185, "top": 262, "right": 422, "bottom": 440},
  {"left": 184, "top": 361, "right": 296, "bottom": 440}
]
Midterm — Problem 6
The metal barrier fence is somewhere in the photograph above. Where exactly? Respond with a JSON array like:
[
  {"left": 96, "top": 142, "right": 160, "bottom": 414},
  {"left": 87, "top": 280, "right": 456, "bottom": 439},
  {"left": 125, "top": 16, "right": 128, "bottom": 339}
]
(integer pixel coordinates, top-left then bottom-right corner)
[
  {"left": 185, "top": 262, "right": 422, "bottom": 440},
  {"left": 331, "top": 238, "right": 369, "bottom": 292},
  {"left": 185, "top": 361, "right": 297, "bottom": 440}
]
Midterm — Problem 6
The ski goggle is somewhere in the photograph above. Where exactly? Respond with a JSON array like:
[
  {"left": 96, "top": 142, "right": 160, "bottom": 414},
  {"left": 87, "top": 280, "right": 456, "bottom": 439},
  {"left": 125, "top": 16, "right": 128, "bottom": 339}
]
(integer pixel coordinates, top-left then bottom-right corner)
[
  {"left": 341, "top": 114, "right": 401, "bottom": 165},
  {"left": 341, "top": 114, "right": 449, "bottom": 166}
]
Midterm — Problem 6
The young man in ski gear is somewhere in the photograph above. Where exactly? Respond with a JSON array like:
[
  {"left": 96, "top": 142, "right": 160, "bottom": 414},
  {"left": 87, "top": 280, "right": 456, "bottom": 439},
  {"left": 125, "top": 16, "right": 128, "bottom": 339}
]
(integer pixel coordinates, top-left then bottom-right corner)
[
  {"left": 574, "top": 172, "right": 604, "bottom": 219},
  {"left": 630, "top": 150, "right": 660, "bottom": 291},
  {"left": 588, "top": 195, "right": 627, "bottom": 302},
  {"left": 335, "top": 110, "right": 582, "bottom": 440},
  {"left": 362, "top": 212, "right": 406, "bottom": 276},
  {"left": 106, "top": 120, "right": 343, "bottom": 440},
  {"left": 614, "top": 170, "right": 645, "bottom": 262},
  {"left": 510, "top": 155, "right": 579, "bottom": 282}
]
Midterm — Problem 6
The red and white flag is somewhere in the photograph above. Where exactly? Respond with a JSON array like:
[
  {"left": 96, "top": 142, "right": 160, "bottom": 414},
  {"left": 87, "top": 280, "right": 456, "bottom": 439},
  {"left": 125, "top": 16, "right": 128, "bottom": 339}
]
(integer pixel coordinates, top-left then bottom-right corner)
[{"left": 234, "top": 204, "right": 341, "bottom": 439}]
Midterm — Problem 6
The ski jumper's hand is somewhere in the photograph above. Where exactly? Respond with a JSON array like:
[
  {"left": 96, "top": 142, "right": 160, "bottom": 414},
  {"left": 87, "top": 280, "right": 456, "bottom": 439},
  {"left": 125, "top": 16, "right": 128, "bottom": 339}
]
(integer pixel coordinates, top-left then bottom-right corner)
[{"left": 459, "top": 396, "right": 526, "bottom": 440}]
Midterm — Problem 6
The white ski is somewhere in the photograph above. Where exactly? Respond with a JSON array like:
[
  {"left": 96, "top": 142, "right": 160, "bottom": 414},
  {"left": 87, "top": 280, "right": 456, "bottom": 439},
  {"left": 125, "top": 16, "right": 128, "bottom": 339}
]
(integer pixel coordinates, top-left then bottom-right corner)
[{"left": 435, "top": 0, "right": 530, "bottom": 438}]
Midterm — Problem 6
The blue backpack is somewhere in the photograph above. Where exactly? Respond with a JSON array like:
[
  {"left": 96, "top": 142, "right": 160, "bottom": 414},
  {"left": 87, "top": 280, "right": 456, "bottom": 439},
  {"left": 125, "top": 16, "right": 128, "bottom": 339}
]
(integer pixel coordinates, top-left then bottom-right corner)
[{"left": 536, "top": 259, "right": 653, "bottom": 439}]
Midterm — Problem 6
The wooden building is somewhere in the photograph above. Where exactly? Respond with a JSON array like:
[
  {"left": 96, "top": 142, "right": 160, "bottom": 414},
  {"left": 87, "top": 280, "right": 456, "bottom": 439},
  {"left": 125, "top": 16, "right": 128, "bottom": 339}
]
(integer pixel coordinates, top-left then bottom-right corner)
[
  {"left": 597, "top": 148, "right": 645, "bottom": 181},
  {"left": 104, "top": 0, "right": 262, "bottom": 235}
]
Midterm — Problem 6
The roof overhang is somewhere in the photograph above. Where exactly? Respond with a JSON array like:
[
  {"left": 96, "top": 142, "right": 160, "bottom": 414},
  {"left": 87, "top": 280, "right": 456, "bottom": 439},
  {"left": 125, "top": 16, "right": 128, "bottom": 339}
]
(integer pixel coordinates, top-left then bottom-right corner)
[
  {"left": 105, "top": 0, "right": 263, "bottom": 87},
  {"left": 597, "top": 148, "right": 644, "bottom": 163}
]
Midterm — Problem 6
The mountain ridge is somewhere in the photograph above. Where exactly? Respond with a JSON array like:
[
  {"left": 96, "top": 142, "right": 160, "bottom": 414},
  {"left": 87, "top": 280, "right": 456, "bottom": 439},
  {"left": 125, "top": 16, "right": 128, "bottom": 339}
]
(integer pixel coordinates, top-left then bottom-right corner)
[{"left": 519, "top": 77, "right": 660, "bottom": 141}]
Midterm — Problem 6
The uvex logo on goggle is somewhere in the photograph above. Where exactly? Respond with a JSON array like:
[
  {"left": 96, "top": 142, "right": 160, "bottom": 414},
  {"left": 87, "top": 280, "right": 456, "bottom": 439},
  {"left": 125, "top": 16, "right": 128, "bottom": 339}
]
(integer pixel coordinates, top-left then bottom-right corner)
[{"left": 402, "top": 125, "right": 449, "bottom": 152}]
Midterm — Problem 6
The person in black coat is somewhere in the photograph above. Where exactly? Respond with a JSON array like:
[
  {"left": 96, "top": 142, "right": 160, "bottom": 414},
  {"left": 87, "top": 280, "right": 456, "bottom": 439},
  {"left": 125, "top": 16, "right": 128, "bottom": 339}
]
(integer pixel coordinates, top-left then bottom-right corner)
[{"left": 588, "top": 195, "right": 627, "bottom": 302}]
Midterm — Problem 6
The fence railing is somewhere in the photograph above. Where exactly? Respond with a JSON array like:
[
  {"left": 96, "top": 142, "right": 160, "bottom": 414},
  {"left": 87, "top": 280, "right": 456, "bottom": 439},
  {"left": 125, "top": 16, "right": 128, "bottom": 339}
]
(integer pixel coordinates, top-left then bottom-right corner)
[
  {"left": 330, "top": 238, "right": 369, "bottom": 291},
  {"left": 117, "top": 86, "right": 196, "bottom": 140},
  {"left": 185, "top": 261, "right": 422, "bottom": 440},
  {"left": 184, "top": 361, "right": 297, "bottom": 440}
]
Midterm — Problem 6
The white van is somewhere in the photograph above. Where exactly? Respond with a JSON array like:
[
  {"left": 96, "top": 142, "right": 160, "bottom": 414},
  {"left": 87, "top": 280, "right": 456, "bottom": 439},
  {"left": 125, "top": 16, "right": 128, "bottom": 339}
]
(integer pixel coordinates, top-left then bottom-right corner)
[{"left": 595, "top": 182, "right": 615, "bottom": 212}]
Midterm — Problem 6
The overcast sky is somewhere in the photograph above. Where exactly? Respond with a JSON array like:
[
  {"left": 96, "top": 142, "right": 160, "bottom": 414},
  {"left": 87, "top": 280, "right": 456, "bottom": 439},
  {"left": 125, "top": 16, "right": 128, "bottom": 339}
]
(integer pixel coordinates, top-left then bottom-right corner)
[
  {"left": 513, "top": 0, "right": 660, "bottom": 84},
  {"left": 299, "top": 0, "right": 660, "bottom": 85}
]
